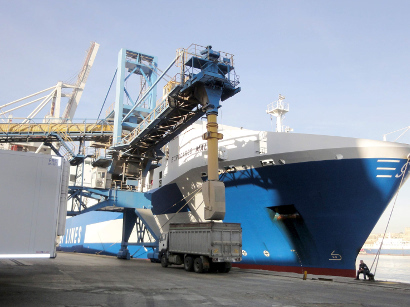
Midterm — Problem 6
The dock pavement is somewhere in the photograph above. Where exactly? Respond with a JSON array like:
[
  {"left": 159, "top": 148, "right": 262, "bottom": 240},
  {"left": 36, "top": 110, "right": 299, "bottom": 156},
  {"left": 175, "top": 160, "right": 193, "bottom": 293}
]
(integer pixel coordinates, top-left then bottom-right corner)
[{"left": 0, "top": 252, "right": 409, "bottom": 306}]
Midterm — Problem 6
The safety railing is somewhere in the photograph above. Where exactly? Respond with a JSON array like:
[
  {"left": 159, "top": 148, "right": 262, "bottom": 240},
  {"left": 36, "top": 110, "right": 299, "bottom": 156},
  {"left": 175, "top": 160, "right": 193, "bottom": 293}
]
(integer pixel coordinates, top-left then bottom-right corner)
[
  {"left": 0, "top": 118, "right": 114, "bottom": 136},
  {"left": 266, "top": 100, "right": 289, "bottom": 114},
  {"left": 176, "top": 44, "right": 240, "bottom": 88},
  {"left": 105, "top": 102, "right": 115, "bottom": 117},
  {"left": 58, "top": 142, "right": 77, "bottom": 161},
  {"left": 119, "top": 97, "right": 171, "bottom": 146},
  {"left": 176, "top": 43, "right": 235, "bottom": 68}
]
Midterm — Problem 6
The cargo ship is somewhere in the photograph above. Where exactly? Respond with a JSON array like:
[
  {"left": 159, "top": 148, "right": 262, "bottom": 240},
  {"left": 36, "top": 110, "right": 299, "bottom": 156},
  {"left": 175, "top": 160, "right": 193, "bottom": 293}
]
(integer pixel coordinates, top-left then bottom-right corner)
[
  {"left": 59, "top": 116, "right": 410, "bottom": 277},
  {"left": 1, "top": 41, "right": 408, "bottom": 276}
]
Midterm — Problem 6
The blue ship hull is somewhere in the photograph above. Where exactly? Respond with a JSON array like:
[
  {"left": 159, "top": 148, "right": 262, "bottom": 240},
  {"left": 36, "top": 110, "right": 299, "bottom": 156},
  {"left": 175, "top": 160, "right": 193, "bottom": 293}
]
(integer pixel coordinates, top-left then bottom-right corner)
[
  {"left": 222, "top": 158, "right": 407, "bottom": 276},
  {"left": 59, "top": 157, "right": 409, "bottom": 277}
]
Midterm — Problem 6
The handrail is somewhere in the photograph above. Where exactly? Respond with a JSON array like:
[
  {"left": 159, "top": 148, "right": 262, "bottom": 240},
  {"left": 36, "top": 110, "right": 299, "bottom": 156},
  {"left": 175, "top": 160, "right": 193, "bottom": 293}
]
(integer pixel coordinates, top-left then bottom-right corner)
[
  {"left": 267, "top": 100, "right": 289, "bottom": 113},
  {"left": 0, "top": 118, "right": 114, "bottom": 135},
  {"left": 120, "top": 97, "right": 170, "bottom": 145},
  {"left": 176, "top": 44, "right": 239, "bottom": 89}
]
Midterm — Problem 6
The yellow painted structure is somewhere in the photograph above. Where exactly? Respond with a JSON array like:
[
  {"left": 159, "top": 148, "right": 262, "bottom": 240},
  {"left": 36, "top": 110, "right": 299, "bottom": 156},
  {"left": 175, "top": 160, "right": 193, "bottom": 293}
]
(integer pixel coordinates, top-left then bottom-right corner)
[
  {"left": 0, "top": 123, "right": 114, "bottom": 134},
  {"left": 202, "top": 114, "right": 223, "bottom": 181},
  {"left": 202, "top": 114, "right": 226, "bottom": 220}
]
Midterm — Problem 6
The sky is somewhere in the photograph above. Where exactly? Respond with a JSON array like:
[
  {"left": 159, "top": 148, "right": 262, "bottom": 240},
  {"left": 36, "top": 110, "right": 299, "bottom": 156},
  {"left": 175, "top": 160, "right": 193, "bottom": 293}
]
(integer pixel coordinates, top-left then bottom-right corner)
[{"left": 1, "top": 0, "right": 410, "bottom": 233}]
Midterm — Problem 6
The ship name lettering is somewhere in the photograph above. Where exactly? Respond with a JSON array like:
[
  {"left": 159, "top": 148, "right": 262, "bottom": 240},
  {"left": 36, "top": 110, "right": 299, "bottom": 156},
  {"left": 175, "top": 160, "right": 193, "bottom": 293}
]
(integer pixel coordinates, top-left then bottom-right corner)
[
  {"left": 395, "top": 161, "right": 409, "bottom": 178},
  {"left": 170, "top": 144, "right": 207, "bottom": 163},
  {"left": 62, "top": 226, "right": 82, "bottom": 245}
]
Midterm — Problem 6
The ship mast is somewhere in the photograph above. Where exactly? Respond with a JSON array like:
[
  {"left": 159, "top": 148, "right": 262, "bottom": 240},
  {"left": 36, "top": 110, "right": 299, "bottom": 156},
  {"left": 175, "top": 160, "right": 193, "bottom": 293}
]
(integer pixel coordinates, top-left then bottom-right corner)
[{"left": 266, "top": 94, "right": 292, "bottom": 132}]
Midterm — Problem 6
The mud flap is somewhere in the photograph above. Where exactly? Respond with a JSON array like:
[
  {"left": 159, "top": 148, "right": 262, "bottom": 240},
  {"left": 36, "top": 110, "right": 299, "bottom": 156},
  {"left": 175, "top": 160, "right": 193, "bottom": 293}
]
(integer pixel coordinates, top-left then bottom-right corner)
[{"left": 201, "top": 256, "right": 210, "bottom": 270}]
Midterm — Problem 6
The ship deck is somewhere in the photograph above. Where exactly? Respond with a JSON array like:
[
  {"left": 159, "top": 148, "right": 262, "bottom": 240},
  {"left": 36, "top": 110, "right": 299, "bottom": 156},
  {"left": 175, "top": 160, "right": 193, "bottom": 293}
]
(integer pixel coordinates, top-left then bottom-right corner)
[{"left": 1, "top": 252, "right": 409, "bottom": 306}]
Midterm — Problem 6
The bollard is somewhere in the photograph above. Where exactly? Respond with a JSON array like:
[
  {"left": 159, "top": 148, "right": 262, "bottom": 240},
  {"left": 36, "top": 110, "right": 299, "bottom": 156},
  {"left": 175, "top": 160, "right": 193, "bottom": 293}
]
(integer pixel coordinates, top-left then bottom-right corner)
[{"left": 303, "top": 271, "right": 307, "bottom": 280}]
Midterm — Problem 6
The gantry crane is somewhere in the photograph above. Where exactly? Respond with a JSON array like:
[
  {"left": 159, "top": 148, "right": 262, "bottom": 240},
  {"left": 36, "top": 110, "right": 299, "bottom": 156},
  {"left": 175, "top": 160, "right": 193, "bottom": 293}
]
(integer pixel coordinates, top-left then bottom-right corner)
[
  {"left": 0, "top": 43, "right": 241, "bottom": 260},
  {"left": 68, "top": 44, "right": 241, "bottom": 259}
]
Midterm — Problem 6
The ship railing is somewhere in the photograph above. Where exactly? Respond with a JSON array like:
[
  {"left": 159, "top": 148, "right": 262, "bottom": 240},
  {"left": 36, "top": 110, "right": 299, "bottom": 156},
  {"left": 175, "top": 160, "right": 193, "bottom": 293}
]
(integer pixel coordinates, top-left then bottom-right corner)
[{"left": 267, "top": 100, "right": 289, "bottom": 113}]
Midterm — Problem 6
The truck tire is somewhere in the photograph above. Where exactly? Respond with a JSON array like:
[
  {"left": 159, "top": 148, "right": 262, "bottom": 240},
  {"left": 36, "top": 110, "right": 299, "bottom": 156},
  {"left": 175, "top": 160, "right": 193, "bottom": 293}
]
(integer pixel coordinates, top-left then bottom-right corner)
[
  {"left": 209, "top": 262, "right": 218, "bottom": 273},
  {"left": 161, "top": 255, "right": 168, "bottom": 268},
  {"left": 223, "top": 262, "right": 232, "bottom": 273},
  {"left": 184, "top": 256, "right": 194, "bottom": 271},
  {"left": 194, "top": 257, "right": 204, "bottom": 273}
]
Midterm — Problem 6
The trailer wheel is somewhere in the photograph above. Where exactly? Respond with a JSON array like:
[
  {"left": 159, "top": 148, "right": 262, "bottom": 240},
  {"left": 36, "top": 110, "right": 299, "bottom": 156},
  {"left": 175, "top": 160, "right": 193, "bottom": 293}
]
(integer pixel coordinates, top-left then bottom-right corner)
[
  {"left": 209, "top": 262, "right": 218, "bottom": 273},
  {"left": 184, "top": 256, "right": 194, "bottom": 271},
  {"left": 161, "top": 255, "right": 168, "bottom": 268},
  {"left": 194, "top": 257, "right": 204, "bottom": 273},
  {"left": 223, "top": 262, "right": 232, "bottom": 273}
]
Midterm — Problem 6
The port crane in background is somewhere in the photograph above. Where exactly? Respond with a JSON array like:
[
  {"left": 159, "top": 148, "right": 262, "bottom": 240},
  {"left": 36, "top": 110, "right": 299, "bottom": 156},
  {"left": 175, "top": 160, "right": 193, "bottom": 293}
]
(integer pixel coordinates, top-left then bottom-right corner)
[
  {"left": 0, "top": 44, "right": 241, "bottom": 261},
  {"left": 0, "top": 42, "right": 101, "bottom": 163},
  {"left": 0, "top": 42, "right": 99, "bottom": 124}
]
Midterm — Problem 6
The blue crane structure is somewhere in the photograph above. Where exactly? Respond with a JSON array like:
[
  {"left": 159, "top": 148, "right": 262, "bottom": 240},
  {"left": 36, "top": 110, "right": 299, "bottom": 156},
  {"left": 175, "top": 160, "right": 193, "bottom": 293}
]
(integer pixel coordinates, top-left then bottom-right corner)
[
  {"left": 92, "top": 44, "right": 240, "bottom": 260},
  {"left": 0, "top": 44, "right": 241, "bottom": 260}
]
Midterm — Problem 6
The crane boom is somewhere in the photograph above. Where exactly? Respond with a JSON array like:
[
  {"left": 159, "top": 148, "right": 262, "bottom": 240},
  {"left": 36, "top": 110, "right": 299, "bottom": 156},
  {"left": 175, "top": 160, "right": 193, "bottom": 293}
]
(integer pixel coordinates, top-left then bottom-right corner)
[{"left": 62, "top": 42, "right": 99, "bottom": 121}]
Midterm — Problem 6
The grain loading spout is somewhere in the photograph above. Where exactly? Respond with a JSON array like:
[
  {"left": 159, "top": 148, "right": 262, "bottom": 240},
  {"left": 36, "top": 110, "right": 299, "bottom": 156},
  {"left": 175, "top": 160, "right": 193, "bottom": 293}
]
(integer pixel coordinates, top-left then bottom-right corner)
[{"left": 180, "top": 45, "right": 241, "bottom": 220}]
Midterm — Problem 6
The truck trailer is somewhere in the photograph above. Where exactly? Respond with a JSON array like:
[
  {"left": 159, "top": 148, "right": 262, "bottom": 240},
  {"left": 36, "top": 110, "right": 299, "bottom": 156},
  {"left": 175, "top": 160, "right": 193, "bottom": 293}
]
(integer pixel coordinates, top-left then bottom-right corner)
[
  {"left": 158, "top": 222, "right": 242, "bottom": 273},
  {"left": 0, "top": 150, "right": 69, "bottom": 259}
]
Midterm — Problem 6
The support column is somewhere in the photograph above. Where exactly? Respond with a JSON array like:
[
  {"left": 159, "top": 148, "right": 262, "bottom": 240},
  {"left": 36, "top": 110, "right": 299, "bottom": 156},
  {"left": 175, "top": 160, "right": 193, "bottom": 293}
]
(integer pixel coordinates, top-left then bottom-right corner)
[
  {"left": 150, "top": 56, "right": 158, "bottom": 108},
  {"left": 117, "top": 208, "right": 137, "bottom": 259},
  {"left": 55, "top": 81, "right": 62, "bottom": 119},
  {"left": 139, "top": 160, "right": 152, "bottom": 192},
  {"left": 113, "top": 49, "right": 126, "bottom": 146}
]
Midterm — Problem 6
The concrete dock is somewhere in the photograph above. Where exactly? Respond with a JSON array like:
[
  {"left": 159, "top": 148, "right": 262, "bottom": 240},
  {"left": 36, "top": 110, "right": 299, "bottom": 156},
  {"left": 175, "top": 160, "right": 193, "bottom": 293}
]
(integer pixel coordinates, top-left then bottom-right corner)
[{"left": 1, "top": 252, "right": 409, "bottom": 306}]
